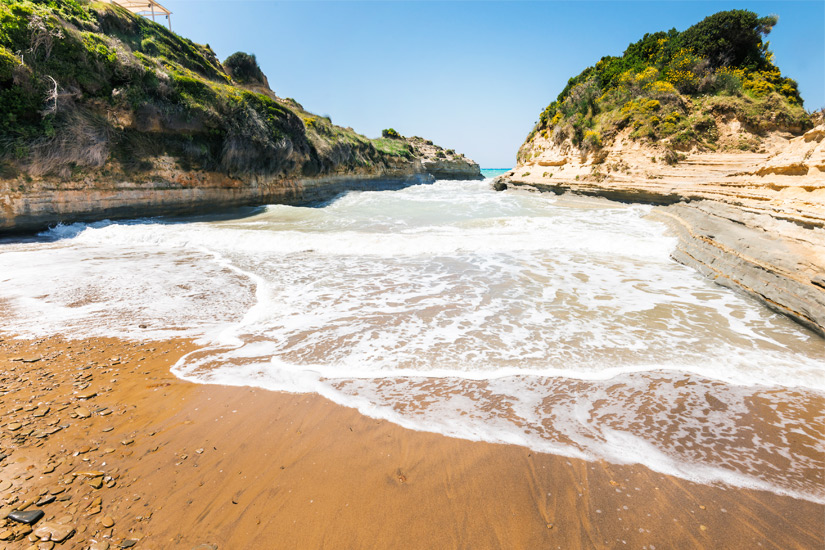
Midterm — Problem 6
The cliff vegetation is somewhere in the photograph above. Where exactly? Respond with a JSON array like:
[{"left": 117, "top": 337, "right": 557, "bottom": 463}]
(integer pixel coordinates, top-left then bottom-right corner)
[
  {"left": 0, "top": 0, "right": 477, "bottom": 184},
  {"left": 520, "top": 10, "right": 812, "bottom": 163}
]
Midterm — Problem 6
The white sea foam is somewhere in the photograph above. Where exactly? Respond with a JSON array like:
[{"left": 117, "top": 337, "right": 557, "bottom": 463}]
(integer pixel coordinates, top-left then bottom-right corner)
[{"left": 1, "top": 178, "right": 823, "bottom": 502}]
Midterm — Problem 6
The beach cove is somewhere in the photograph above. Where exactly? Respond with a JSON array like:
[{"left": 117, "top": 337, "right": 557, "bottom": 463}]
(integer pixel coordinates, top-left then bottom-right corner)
[
  {"left": 1, "top": 179, "right": 823, "bottom": 548},
  {"left": 2, "top": 1, "right": 824, "bottom": 547}
]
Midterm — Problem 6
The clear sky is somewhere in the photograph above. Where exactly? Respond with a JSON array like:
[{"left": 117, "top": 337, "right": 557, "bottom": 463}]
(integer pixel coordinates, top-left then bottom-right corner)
[{"left": 161, "top": 0, "right": 824, "bottom": 167}]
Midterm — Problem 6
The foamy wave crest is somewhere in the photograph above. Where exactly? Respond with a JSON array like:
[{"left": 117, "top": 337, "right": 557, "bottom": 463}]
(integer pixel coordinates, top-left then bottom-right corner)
[
  {"left": 2, "top": 179, "right": 823, "bottom": 502},
  {"left": 171, "top": 351, "right": 825, "bottom": 503}
]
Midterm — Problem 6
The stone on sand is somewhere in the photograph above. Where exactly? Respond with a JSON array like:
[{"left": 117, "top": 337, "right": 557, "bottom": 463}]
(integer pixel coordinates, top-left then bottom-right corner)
[
  {"left": 8, "top": 509, "right": 45, "bottom": 525},
  {"left": 33, "top": 521, "right": 75, "bottom": 542}
]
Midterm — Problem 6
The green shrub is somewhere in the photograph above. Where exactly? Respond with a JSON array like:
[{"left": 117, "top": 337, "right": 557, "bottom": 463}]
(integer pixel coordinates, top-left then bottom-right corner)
[
  {"left": 140, "top": 37, "right": 160, "bottom": 56},
  {"left": 527, "top": 9, "right": 809, "bottom": 152},
  {"left": 583, "top": 130, "right": 602, "bottom": 149},
  {"left": 381, "top": 128, "right": 401, "bottom": 139},
  {"left": 223, "top": 51, "right": 265, "bottom": 85},
  {"left": 714, "top": 69, "right": 743, "bottom": 95},
  {"left": 0, "top": 45, "right": 18, "bottom": 81},
  {"left": 677, "top": 10, "right": 777, "bottom": 70}
]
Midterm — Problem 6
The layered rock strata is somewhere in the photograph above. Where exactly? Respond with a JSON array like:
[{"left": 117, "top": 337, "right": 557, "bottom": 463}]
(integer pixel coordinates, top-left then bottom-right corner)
[
  {"left": 0, "top": 171, "right": 437, "bottom": 234},
  {"left": 0, "top": 1, "right": 481, "bottom": 234},
  {"left": 0, "top": 154, "right": 479, "bottom": 234},
  {"left": 497, "top": 125, "right": 825, "bottom": 336}
]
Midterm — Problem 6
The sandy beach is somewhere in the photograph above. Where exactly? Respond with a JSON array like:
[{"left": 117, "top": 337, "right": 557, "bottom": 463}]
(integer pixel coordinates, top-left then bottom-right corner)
[
  {"left": 1, "top": 335, "right": 822, "bottom": 549},
  {"left": 2, "top": 1, "right": 824, "bottom": 548}
]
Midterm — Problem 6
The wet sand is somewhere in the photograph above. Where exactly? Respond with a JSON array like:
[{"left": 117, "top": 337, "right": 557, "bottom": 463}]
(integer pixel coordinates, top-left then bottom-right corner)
[{"left": 0, "top": 336, "right": 822, "bottom": 549}]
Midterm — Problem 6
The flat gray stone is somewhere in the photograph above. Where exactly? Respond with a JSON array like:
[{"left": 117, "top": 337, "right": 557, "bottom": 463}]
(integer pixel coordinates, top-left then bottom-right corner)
[{"left": 8, "top": 509, "right": 44, "bottom": 525}]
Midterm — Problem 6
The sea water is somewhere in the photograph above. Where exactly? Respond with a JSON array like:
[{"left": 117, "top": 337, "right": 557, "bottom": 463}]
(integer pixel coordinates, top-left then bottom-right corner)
[
  {"left": 480, "top": 168, "right": 511, "bottom": 179},
  {"left": 0, "top": 179, "right": 822, "bottom": 502}
]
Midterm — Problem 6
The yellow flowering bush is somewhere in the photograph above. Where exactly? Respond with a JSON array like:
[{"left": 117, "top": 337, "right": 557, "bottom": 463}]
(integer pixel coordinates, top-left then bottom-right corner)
[
  {"left": 635, "top": 67, "right": 659, "bottom": 86},
  {"left": 779, "top": 82, "right": 798, "bottom": 99},
  {"left": 670, "top": 48, "right": 698, "bottom": 70},
  {"left": 667, "top": 69, "right": 697, "bottom": 90},
  {"left": 717, "top": 67, "right": 745, "bottom": 80},
  {"left": 645, "top": 81, "right": 677, "bottom": 96},
  {"left": 303, "top": 116, "right": 318, "bottom": 128},
  {"left": 618, "top": 70, "right": 636, "bottom": 87},
  {"left": 583, "top": 130, "right": 602, "bottom": 148},
  {"left": 745, "top": 79, "right": 773, "bottom": 96},
  {"left": 619, "top": 100, "right": 634, "bottom": 115},
  {"left": 742, "top": 68, "right": 780, "bottom": 96},
  {"left": 663, "top": 112, "right": 681, "bottom": 124},
  {"left": 666, "top": 48, "right": 700, "bottom": 91},
  {"left": 644, "top": 99, "right": 661, "bottom": 111},
  {"left": 737, "top": 67, "right": 801, "bottom": 103}
]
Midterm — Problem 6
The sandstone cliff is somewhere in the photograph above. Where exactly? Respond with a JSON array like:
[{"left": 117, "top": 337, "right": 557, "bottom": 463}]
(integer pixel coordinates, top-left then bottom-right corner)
[
  {"left": 496, "top": 10, "right": 824, "bottom": 335},
  {"left": 0, "top": 0, "right": 481, "bottom": 233},
  {"left": 498, "top": 122, "right": 825, "bottom": 336}
]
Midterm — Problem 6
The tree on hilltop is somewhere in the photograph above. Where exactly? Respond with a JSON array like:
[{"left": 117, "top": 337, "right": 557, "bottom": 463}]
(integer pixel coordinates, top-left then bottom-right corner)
[{"left": 678, "top": 10, "right": 778, "bottom": 70}]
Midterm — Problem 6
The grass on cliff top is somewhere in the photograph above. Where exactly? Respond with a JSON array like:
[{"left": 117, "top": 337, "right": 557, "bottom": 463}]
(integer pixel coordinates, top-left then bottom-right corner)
[
  {"left": 371, "top": 137, "right": 414, "bottom": 158},
  {"left": 0, "top": 0, "right": 231, "bottom": 143},
  {"left": 523, "top": 9, "right": 812, "bottom": 161},
  {"left": 0, "top": 0, "right": 424, "bottom": 179}
]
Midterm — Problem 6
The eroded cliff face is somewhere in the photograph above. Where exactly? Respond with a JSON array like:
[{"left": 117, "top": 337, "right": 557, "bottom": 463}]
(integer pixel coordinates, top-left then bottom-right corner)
[
  {"left": 0, "top": 0, "right": 482, "bottom": 233},
  {"left": 497, "top": 122, "right": 825, "bottom": 336},
  {"left": 0, "top": 147, "right": 480, "bottom": 233},
  {"left": 0, "top": 87, "right": 482, "bottom": 233},
  {"left": 0, "top": 166, "right": 423, "bottom": 234},
  {"left": 0, "top": 79, "right": 482, "bottom": 234}
]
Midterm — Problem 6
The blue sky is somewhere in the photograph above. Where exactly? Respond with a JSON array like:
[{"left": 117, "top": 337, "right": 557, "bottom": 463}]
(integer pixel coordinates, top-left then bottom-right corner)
[{"left": 161, "top": 1, "right": 824, "bottom": 167}]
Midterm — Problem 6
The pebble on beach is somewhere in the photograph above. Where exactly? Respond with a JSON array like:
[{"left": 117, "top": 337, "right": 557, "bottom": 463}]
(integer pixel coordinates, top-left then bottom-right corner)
[
  {"left": 8, "top": 509, "right": 45, "bottom": 525},
  {"left": 32, "top": 521, "right": 75, "bottom": 543}
]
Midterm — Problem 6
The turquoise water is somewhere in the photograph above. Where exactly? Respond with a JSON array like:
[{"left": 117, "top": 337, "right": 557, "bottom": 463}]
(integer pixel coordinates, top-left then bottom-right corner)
[{"left": 480, "top": 168, "right": 511, "bottom": 179}]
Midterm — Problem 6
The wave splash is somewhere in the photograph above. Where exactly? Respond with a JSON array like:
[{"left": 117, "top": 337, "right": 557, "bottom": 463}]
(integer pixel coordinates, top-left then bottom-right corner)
[{"left": 1, "top": 179, "right": 823, "bottom": 502}]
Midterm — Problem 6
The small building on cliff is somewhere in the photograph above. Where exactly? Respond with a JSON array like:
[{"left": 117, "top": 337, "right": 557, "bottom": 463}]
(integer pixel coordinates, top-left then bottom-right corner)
[{"left": 106, "top": 1, "right": 173, "bottom": 30}]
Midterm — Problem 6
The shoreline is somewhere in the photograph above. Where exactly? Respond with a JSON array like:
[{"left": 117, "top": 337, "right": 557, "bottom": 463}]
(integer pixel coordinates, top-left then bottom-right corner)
[
  {"left": 496, "top": 124, "right": 825, "bottom": 337},
  {"left": 0, "top": 173, "right": 435, "bottom": 236},
  {"left": 1, "top": 335, "right": 822, "bottom": 549}
]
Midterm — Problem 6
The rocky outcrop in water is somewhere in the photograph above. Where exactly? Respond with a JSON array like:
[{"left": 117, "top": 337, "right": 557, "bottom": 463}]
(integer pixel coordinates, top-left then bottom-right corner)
[{"left": 658, "top": 200, "right": 825, "bottom": 336}]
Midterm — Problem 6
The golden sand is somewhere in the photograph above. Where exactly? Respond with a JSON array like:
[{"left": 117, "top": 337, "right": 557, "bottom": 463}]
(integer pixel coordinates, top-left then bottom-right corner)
[{"left": 0, "top": 336, "right": 822, "bottom": 549}]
